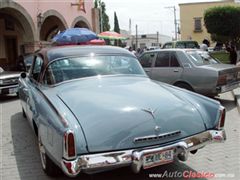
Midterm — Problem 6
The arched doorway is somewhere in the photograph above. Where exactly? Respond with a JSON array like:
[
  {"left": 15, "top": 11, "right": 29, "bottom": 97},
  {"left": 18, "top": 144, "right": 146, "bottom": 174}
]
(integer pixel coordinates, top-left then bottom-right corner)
[
  {"left": 71, "top": 16, "right": 91, "bottom": 29},
  {"left": 40, "top": 10, "right": 67, "bottom": 41},
  {"left": 0, "top": 2, "right": 35, "bottom": 70}
]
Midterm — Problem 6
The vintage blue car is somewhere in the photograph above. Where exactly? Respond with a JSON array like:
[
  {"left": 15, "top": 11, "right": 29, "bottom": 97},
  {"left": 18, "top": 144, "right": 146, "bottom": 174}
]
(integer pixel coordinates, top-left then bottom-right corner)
[{"left": 18, "top": 46, "right": 226, "bottom": 177}]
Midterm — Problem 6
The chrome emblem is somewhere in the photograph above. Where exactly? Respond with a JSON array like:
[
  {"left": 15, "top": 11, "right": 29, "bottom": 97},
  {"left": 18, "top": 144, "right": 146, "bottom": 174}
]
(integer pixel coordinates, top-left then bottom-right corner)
[
  {"left": 141, "top": 108, "right": 156, "bottom": 119},
  {"left": 155, "top": 126, "right": 161, "bottom": 132}
]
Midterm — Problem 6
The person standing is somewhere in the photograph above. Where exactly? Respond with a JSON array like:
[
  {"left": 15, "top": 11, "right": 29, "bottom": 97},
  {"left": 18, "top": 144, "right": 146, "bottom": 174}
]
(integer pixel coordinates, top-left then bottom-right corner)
[
  {"left": 16, "top": 55, "right": 26, "bottom": 71},
  {"left": 228, "top": 45, "right": 237, "bottom": 65}
]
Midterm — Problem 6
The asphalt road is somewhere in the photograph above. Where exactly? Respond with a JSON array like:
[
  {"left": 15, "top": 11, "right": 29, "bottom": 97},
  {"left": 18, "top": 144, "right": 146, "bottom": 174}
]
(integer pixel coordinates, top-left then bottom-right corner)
[{"left": 0, "top": 92, "right": 239, "bottom": 180}]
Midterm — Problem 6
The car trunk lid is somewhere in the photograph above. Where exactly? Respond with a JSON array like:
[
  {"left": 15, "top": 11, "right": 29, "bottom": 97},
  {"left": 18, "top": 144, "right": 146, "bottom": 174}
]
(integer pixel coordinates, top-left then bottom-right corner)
[{"left": 57, "top": 76, "right": 206, "bottom": 153}]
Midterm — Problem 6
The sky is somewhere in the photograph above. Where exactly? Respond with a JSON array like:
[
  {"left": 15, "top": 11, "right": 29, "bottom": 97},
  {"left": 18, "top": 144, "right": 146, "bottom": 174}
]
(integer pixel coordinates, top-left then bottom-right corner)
[{"left": 103, "top": 0, "right": 221, "bottom": 38}]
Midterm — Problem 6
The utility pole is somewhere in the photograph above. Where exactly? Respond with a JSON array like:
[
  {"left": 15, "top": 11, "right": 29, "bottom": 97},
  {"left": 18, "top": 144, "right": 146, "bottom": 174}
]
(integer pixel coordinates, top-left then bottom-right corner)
[
  {"left": 100, "top": 6, "right": 103, "bottom": 32},
  {"left": 135, "top": 24, "right": 138, "bottom": 50},
  {"left": 157, "top": 31, "right": 159, "bottom": 46},
  {"left": 165, "top": 6, "right": 177, "bottom": 40}
]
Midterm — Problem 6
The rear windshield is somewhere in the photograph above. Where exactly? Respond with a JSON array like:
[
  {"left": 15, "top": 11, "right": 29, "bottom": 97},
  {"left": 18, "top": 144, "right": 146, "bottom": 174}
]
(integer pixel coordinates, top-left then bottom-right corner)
[
  {"left": 44, "top": 55, "right": 146, "bottom": 85},
  {"left": 176, "top": 42, "right": 199, "bottom": 49},
  {"left": 186, "top": 51, "right": 220, "bottom": 66}
]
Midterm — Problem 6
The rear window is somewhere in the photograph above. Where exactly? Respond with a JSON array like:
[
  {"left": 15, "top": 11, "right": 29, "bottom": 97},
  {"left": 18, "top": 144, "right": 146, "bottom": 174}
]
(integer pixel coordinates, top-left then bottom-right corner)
[
  {"left": 186, "top": 51, "right": 219, "bottom": 66},
  {"left": 44, "top": 55, "right": 146, "bottom": 85},
  {"left": 176, "top": 42, "right": 199, "bottom": 49}
]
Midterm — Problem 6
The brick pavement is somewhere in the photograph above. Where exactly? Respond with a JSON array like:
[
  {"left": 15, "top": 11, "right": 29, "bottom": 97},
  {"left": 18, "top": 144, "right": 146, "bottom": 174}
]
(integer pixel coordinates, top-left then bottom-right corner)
[{"left": 0, "top": 92, "right": 239, "bottom": 180}]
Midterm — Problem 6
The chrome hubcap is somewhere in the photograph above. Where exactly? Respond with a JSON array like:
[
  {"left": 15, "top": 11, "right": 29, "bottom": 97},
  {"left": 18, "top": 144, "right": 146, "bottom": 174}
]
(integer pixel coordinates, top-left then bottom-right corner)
[{"left": 39, "top": 138, "right": 46, "bottom": 170}]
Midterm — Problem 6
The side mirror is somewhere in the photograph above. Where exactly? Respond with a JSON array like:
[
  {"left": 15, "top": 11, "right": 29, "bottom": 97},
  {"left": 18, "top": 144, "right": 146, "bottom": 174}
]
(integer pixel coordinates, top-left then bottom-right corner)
[{"left": 20, "top": 72, "right": 27, "bottom": 79}]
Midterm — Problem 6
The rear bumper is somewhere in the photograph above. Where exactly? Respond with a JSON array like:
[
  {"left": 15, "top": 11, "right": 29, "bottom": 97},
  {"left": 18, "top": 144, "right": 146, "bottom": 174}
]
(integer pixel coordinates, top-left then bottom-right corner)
[
  {"left": 61, "top": 129, "right": 226, "bottom": 177},
  {"left": 216, "top": 82, "right": 240, "bottom": 94},
  {"left": 0, "top": 84, "right": 18, "bottom": 95}
]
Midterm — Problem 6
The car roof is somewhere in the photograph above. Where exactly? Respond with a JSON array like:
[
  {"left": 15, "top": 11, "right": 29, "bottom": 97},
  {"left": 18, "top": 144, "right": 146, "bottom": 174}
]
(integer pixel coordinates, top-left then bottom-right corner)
[
  {"left": 146, "top": 48, "right": 199, "bottom": 53},
  {"left": 38, "top": 45, "right": 135, "bottom": 62},
  {"left": 164, "top": 40, "right": 198, "bottom": 43}
]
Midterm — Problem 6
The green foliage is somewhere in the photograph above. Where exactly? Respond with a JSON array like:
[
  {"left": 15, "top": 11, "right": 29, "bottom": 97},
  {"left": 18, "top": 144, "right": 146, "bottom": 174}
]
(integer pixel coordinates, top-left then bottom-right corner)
[
  {"left": 204, "top": 6, "right": 240, "bottom": 46},
  {"left": 95, "top": 0, "right": 110, "bottom": 31},
  {"left": 94, "top": 0, "right": 98, "bottom": 8},
  {"left": 114, "top": 12, "right": 120, "bottom": 33},
  {"left": 210, "top": 51, "right": 230, "bottom": 64}
]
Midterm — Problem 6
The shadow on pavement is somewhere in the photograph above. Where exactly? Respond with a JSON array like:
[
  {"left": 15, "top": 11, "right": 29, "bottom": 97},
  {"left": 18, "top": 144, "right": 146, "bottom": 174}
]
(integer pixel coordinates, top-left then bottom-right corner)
[{"left": 10, "top": 112, "right": 207, "bottom": 180}]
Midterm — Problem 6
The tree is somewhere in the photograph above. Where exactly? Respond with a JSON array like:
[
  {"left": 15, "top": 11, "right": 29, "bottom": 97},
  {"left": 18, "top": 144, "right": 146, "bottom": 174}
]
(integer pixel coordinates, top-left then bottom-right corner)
[
  {"left": 94, "top": 0, "right": 110, "bottom": 32},
  {"left": 114, "top": 11, "right": 120, "bottom": 33},
  {"left": 94, "top": 0, "right": 98, "bottom": 8},
  {"left": 204, "top": 6, "right": 240, "bottom": 47}
]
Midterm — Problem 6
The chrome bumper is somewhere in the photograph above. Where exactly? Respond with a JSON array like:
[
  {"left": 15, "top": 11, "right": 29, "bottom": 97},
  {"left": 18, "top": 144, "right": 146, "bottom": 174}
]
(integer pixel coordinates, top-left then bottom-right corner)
[
  {"left": 61, "top": 129, "right": 226, "bottom": 177},
  {"left": 216, "top": 82, "right": 240, "bottom": 93},
  {"left": 0, "top": 84, "right": 18, "bottom": 94}
]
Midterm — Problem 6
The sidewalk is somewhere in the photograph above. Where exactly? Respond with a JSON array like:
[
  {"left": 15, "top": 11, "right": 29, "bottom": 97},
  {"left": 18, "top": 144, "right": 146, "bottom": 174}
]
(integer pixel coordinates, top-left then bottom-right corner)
[{"left": 232, "top": 87, "right": 240, "bottom": 113}]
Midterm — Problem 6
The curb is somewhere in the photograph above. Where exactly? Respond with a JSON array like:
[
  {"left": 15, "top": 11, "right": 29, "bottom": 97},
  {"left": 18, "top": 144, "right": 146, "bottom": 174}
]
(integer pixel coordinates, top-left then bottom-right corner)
[{"left": 232, "top": 88, "right": 240, "bottom": 113}]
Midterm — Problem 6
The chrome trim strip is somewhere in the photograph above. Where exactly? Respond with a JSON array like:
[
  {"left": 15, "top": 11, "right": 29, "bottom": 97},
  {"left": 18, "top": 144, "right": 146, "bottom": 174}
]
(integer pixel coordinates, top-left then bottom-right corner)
[
  {"left": 36, "top": 88, "right": 69, "bottom": 128},
  {"left": 134, "top": 130, "right": 181, "bottom": 143},
  {"left": 61, "top": 129, "right": 226, "bottom": 177},
  {"left": 0, "top": 84, "right": 18, "bottom": 90}
]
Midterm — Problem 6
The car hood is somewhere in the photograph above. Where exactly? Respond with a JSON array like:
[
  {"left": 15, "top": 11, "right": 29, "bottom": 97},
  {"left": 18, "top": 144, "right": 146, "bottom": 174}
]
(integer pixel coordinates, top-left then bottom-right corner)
[
  {"left": 0, "top": 71, "right": 20, "bottom": 79},
  {"left": 56, "top": 76, "right": 206, "bottom": 152}
]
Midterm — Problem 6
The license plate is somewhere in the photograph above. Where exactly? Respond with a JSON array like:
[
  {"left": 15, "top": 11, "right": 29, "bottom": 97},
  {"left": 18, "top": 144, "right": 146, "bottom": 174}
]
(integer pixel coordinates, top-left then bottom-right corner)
[
  {"left": 9, "top": 87, "right": 18, "bottom": 94},
  {"left": 143, "top": 149, "right": 174, "bottom": 169}
]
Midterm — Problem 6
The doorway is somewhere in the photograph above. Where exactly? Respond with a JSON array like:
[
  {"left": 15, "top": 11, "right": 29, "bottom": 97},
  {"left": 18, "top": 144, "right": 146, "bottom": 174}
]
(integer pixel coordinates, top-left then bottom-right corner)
[{"left": 4, "top": 36, "right": 18, "bottom": 70}]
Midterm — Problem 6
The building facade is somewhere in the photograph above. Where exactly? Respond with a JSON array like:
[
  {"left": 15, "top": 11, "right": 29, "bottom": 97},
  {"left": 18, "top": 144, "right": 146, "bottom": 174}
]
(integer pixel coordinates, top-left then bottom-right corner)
[
  {"left": 0, "top": 0, "right": 100, "bottom": 70},
  {"left": 179, "top": 0, "right": 239, "bottom": 45},
  {"left": 126, "top": 33, "right": 172, "bottom": 49}
]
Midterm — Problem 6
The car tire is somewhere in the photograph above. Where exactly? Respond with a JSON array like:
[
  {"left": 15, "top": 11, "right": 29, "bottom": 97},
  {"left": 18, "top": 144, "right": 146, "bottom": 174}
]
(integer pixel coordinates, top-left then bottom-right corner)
[
  {"left": 38, "top": 137, "right": 62, "bottom": 177},
  {"left": 175, "top": 82, "right": 194, "bottom": 92},
  {"left": 22, "top": 108, "right": 26, "bottom": 118}
]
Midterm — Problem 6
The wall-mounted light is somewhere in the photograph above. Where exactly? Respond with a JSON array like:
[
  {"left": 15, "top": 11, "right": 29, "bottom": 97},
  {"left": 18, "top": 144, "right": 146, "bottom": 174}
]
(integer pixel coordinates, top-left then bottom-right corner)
[{"left": 37, "top": 13, "right": 43, "bottom": 27}]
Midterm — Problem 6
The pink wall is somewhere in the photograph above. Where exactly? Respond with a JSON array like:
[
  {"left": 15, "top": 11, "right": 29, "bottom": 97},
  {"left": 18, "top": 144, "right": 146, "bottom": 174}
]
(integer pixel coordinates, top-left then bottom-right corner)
[{"left": 15, "top": 0, "right": 93, "bottom": 29}]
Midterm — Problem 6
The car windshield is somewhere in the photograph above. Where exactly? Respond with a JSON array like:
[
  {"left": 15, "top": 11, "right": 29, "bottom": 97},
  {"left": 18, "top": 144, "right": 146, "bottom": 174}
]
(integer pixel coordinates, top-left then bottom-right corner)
[
  {"left": 186, "top": 51, "right": 219, "bottom": 66},
  {"left": 44, "top": 55, "right": 146, "bottom": 85}
]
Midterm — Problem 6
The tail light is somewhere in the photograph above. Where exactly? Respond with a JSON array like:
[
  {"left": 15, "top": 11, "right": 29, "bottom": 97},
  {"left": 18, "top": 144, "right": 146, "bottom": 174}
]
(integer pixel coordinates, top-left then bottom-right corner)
[
  {"left": 216, "top": 106, "right": 225, "bottom": 129},
  {"left": 217, "top": 75, "right": 227, "bottom": 86},
  {"left": 63, "top": 130, "right": 76, "bottom": 159}
]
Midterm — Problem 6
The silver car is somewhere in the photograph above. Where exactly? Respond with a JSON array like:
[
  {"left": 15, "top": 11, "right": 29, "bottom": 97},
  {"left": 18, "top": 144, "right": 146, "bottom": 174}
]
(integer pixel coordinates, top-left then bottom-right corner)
[
  {"left": 139, "top": 49, "right": 240, "bottom": 96},
  {"left": 0, "top": 67, "right": 20, "bottom": 95}
]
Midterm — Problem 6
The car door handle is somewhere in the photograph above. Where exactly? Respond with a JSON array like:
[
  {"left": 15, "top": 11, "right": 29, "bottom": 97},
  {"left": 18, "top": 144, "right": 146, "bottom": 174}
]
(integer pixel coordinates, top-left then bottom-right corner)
[
  {"left": 145, "top": 70, "right": 150, "bottom": 72},
  {"left": 173, "top": 69, "right": 179, "bottom": 72}
]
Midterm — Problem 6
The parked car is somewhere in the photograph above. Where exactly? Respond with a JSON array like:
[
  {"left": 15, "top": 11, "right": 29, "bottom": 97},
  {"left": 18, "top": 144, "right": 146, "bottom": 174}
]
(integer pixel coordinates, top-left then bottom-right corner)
[
  {"left": 0, "top": 67, "right": 20, "bottom": 95},
  {"left": 162, "top": 40, "right": 200, "bottom": 49},
  {"left": 19, "top": 46, "right": 226, "bottom": 177},
  {"left": 139, "top": 49, "right": 240, "bottom": 96}
]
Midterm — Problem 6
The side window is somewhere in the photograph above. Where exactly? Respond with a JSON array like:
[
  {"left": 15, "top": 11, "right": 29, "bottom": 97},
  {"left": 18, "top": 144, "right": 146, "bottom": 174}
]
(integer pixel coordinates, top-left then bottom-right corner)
[
  {"left": 163, "top": 43, "right": 173, "bottom": 49},
  {"left": 186, "top": 42, "right": 199, "bottom": 49},
  {"left": 139, "top": 53, "right": 155, "bottom": 68},
  {"left": 176, "top": 42, "right": 185, "bottom": 48},
  {"left": 155, "top": 52, "right": 169, "bottom": 67},
  {"left": 31, "top": 56, "right": 43, "bottom": 81},
  {"left": 170, "top": 53, "right": 180, "bottom": 67}
]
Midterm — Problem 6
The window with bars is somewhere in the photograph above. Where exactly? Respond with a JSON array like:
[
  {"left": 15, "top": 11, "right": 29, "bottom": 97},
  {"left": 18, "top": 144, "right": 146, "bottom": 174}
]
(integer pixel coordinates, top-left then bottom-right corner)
[{"left": 194, "top": 17, "right": 202, "bottom": 32}]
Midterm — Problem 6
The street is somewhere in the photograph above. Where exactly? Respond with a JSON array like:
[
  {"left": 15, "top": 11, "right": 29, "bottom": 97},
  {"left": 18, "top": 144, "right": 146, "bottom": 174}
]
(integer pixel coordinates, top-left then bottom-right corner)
[{"left": 0, "top": 92, "right": 239, "bottom": 180}]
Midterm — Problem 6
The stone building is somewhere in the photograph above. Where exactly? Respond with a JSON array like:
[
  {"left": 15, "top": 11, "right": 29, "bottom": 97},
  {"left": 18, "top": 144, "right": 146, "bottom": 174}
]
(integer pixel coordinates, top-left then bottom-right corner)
[
  {"left": 179, "top": 0, "right": 239, "bottom": 45},
  {"left": 0, "top": 0, "right": 100, "bottom": 70}
]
